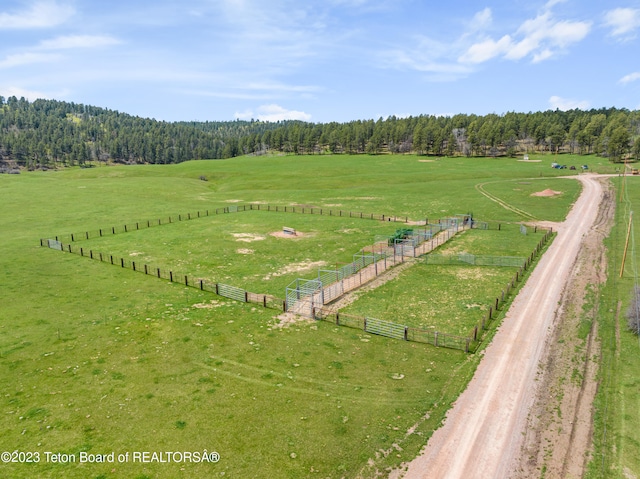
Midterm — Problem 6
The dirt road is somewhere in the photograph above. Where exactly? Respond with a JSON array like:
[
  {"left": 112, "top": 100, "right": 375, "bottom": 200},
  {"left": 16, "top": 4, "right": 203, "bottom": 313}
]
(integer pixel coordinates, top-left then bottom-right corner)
[{"left": 398, "top": 174, "right": 607, "bottom": 479}]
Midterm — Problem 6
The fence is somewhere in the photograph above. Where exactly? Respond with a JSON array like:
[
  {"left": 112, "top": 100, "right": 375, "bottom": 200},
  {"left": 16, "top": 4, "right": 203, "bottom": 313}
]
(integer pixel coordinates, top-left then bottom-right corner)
[
  {"left": 40, "top": 238, "right": 286, "bottom": 311},
  {"left": 40, "top": 200, "right": 554, "bottom": 354},
  {"left": 312, "top": 307, "right": 471, "bottom": 352},
  {"left": 424, "top": 254, "right": 526, "bottom": 267},
  {"left": 40, "top": 227, "right": 553, "bottom": 354},
  {"left": 49, "top": 203, "right": 417, "bottom": 244},
  {"left": 466, "top": 229, "right": 554, "bottom": 350},
  {"left": 286, "top": 217, "right": 471, "bottom": 314}
]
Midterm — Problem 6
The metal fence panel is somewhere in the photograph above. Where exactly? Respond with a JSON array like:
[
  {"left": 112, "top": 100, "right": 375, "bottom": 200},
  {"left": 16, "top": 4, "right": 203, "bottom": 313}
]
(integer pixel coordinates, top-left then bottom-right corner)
[
  {"left": 47, "top": 239, "right": 63, "bottom": 251},
  {"left": 218, "top": 283, "right": 246, "bottom": 302},
  {"left": 365, "top": 317, "right": 407, "bottom": 340}
]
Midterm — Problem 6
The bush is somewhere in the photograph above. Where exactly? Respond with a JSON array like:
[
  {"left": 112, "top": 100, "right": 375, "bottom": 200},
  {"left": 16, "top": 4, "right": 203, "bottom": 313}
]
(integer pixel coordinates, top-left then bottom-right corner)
[{"left": 627, "top": 286, "right": 640, "bottom": 335}]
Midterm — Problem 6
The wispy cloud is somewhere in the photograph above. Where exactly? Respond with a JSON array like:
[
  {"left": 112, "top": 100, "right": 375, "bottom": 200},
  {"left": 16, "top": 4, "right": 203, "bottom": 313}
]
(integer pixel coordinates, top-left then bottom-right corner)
[
  {"left": 37, "top": 35, "right": 121, "bottom": 50},
  {"left": 235, "top": 104, "right": 311, "bottom": 121},
  {"left": 0, "top": 52, "right": 61, "bottom": 69},
  {"left": 604, "top": 8, "right": 640, "bottom": 40},
  {"left": 0, "top": 85, "right": 68, "bottom": 100},
  {"left": 549, "top": 95, "right": 590, "bottom": 110},
  {"left": 619, "top": 72, "right": 640, "bottom": 84},
  {"left": 0, "top": 0, "right": 74, "bottom": 29}
]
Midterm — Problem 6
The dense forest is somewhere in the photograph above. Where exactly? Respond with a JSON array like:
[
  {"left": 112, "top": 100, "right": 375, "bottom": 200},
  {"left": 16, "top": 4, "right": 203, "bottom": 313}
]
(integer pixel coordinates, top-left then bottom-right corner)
[{"left": 1, "top": 95, "right": 640, "bottom": 171}]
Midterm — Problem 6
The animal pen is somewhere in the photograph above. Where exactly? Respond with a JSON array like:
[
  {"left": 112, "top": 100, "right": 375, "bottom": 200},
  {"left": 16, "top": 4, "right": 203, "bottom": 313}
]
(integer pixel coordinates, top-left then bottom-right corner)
[{"left": 41, "top": 203, "right": 553, "bottom": 352}]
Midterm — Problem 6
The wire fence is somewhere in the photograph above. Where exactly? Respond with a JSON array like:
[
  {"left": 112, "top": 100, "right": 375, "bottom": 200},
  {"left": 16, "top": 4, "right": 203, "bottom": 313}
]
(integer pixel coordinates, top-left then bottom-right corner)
[
  {"left": 466, "top": 229, "right": 555, "bottom": 350},
  {"left": 40, "top": 206, "right": 554, "bottom": 354},
  {"left": 48, "top": 203, "right": 418, "bottom": 244},
  {"left": 423, "top": 254, "right": 527, "bottom": 267}
]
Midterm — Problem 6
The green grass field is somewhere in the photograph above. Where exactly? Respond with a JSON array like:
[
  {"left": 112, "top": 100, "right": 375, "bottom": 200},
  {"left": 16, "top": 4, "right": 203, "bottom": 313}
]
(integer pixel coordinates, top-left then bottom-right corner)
[
  {"left": 0, "top": 152, "right": 596, "bottom": 478},
  {"left": 587, "top": 175, "right": 640, "bottom": 479}
]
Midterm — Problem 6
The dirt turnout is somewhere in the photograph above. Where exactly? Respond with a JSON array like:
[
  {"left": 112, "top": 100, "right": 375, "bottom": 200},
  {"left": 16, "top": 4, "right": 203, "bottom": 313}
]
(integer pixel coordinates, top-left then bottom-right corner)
[{"left": 398, "top": 174, "right": 610, "bottom": 479}]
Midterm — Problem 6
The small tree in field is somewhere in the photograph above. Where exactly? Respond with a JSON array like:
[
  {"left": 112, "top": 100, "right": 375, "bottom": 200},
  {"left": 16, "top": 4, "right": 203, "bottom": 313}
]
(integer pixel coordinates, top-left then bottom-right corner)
[{"left": 627, "top": 286, "right": 640, "bottom": 335}]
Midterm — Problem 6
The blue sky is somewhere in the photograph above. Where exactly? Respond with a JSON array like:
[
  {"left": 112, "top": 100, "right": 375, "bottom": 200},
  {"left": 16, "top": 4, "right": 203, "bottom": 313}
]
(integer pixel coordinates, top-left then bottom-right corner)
[{"left": 0, "top": 0, "right": 639, "bottom": 122}]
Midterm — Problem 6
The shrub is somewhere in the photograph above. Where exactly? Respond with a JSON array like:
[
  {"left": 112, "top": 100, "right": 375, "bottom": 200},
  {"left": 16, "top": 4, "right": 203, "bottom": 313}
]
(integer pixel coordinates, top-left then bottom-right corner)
[{"left": 626, "top": 286, "right": 640, "bottom": 335}]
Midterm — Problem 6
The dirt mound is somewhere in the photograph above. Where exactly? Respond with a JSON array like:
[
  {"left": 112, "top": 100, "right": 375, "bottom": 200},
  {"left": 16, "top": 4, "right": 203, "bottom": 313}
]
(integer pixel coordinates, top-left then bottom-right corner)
[{"left": 532, "top": 189, "right": 562, "bottom": 197}]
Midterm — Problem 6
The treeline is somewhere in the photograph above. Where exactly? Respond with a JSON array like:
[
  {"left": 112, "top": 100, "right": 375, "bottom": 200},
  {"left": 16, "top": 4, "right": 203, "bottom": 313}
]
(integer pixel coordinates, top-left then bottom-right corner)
[
  {"left": 1, "top": 96, "right": 640, "bottom": 169},
  {"left": 0, "top": 96, "right": 277, "bottom": 168}
]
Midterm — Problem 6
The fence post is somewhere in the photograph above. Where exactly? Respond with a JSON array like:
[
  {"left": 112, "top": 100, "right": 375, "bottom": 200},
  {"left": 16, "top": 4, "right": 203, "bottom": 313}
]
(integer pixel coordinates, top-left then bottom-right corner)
[
  {"left": 80, "top": 247, "right": 84, "bottom": 256},
  {"left": 112, "top": 227, "right": 115, "bottom": 234},
  {"left": 200, "top": 280, "right": 204, "bottom": 290},
  {"left": 244, "top": 291, "right": 248, "bottom": 302},
  {"left": 488, "top": 306, "right": 492, "bottom": 320},
  {"left": 157, "top": 268, "right": 160, "bottom": 278},
  {"left": 336, "top": 312, "right": 340, "bottom": 325},
  {"left": 215, "top": 283, "right": 219, "bottom": 295},
  {"left": 283, "top": 300, "right": 286, "bottom": 312},
  {"left": 404, "top": 326, "right": 408, "bottom": 341},
  {"left": 263, "top": 295, "right": 267, "bottom": 308},
  {"left": 145, "top": 264, "right": 148, "bottom": 274},
  {"left": 185, "top": 275, "right": 188, "bottom": 286},
  {"left": 435, "top": 331, "right": 438, "bottom": 347},
  {"left": 170, "top": 271, "right": 173, "bottom": 282},
  {"left": 124, "top": 224, "right": 127, "bottom": 232},
  {"left": 84, "top": 231, "right": 88, "bottom": 240},
  {"left": 495, "top": 297, "right": 499, "bottom": 310},
  {"left": 474, "top": 325, "right": 478, "bottom": 341},
  {"left": 90, "top": 250, "right": 93, "bottom": 259},
  {"left": 132, "top": 261, "right": 136, "bottom": 271},
  {"left": 72, "top": 233, "right": 75, "bottom": 241},
  {"left": 465, "top": 338, "right": 470, "bottom": 353},
  {"left": 121, "top": 258, "right": 125, "bottom": 268}
]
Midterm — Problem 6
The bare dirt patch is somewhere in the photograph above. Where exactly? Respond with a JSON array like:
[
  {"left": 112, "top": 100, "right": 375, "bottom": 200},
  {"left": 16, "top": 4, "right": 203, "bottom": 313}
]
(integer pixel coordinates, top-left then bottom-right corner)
[
  {"left": 269, "top": 230, "right": 311, "bottom": 239},
  {"left": 232, "top": 233, "right": 266, "bottom": 242},
  {"left": 192, "top": 300, "right": 224, "bottom": 309},
  {"left": 224, "top": 199, "right": 243, "bottom": 203},
  {"left": 236, "top": 248, "right": 254, "bottom": 255},
  {"left": 272, "top": 312, "right": 315, "bottom": 328},
  {"left": 263, "top": 260, "right": 327, "bottom": 281},
  {"left": 418, "top": 159, "right": 435, "bottom": 163},
  {"left": 531, "top": 188, "right": 563, "bottom": 197}
]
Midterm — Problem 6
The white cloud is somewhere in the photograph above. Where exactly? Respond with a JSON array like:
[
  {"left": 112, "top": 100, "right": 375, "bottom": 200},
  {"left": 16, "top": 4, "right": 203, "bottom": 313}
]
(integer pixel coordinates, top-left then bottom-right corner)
[
  {"left": 461, "top": 7, "right": 591, "bottom": 65},
  {"left": 0, "top": 52, "right": 61, "bottom": 69},
  {"left": 620, "top": 72, "right": 640, "bottom": 84},
  {"left": 38, "top": 35, "right": 121, "bottom": 50},
  {"left": 549, "top": 95, "right": 590, "bottom": 111},
  {"left": 604, "top": 8, "right": 640, "bottom": 39},
  {"left": 459, "top": 35, "right": 512, "bottom": 64},
  {"left": 235, "top": 104, "right": 311, "bottom": 122},
  {"left": 0, "top": 0, "right": 74, "bottom": 29}
]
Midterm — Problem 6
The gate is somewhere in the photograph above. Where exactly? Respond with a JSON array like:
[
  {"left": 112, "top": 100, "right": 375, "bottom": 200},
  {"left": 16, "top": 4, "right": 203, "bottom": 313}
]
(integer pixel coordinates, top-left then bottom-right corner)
[
  {"left": 365, "top": 317, "right": 407, "bottom": 340},
  {"left": 285, "top": 279, "right": 323, "bottom": 317}
]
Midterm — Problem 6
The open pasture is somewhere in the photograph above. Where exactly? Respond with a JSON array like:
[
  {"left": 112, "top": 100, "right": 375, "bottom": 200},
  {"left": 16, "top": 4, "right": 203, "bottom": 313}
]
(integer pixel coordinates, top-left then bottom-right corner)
[{"left": 0, "top": 153, "right": 586, "bottom": 478}]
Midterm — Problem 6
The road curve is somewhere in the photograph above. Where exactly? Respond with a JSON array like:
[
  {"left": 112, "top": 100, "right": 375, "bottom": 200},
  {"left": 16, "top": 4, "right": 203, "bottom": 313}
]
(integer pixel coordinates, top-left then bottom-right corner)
[{"left": 400, "top": 174, "right": 604, "bottom": 479}]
